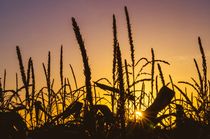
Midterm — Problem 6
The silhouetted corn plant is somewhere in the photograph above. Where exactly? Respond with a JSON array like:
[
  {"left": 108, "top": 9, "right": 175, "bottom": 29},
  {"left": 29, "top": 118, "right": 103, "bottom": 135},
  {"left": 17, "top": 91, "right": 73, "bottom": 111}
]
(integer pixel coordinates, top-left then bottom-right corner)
[
  {"left": 125, "top": 6, "right": 136, "bottom": 118},
  {"left": 60, "top": 45, "right": 64, "bottom": 89},
  {"left": 116, "top": 43, "right": 125, "bottom": 138},
  {"left": 198, "top": 37, "right": 207, "bottom": 95},
  {"left": 42, "top": 51, "right": 52, "bottom": 122},
  {"left": 31, "top": 59, "right": 35, "bottom": 113},
  {"left": 47, "top": 52, "right": 51, "bottom": 116},
  {"left": 72, "top": 17, "right": 95, "bottom": 134},
  {"left": 26, "top": 58, "right": 34, "bottom": 128},
  {"left": 72, "top": 17, "right": 93, "bottom": 108},
  {"left": 151, "top": 48, "right": 155, "bottom": 98},
  {"left": 112, "top": 14, "right": 118, "bottom": 113},
  {"left": 16, "top": 46, "right": 30, "bottom": 106},
  {"left": 16, "top": 46, "right": 32, "bottom": 123},
  {"left": 125, "top": 59, "right": 131, "bottom": 117},
  {"left": 60, "top": 45, "right": 66, "bottom": 114}
]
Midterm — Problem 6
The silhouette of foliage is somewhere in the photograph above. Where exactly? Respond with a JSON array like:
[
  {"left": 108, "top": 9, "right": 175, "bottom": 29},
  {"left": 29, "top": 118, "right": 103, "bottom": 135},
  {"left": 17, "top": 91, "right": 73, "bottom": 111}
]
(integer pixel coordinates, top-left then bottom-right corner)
[{"left": 0, "top": 6, "right": 209, "bottom": 139}]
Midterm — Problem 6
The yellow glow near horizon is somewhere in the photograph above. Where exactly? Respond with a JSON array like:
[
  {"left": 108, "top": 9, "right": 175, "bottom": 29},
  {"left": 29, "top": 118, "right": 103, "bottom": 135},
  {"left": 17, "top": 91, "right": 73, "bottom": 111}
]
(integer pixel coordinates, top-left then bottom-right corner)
[{"left": 135, "top": 110, "right": 144, "bottom": 120}]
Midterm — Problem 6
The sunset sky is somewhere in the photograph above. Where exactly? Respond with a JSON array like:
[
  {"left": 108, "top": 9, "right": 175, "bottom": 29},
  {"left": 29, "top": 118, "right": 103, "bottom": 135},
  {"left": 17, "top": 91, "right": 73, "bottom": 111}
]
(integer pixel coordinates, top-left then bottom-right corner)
[{"left": 0, "top": 0, "right": 210, "bottom": 90}]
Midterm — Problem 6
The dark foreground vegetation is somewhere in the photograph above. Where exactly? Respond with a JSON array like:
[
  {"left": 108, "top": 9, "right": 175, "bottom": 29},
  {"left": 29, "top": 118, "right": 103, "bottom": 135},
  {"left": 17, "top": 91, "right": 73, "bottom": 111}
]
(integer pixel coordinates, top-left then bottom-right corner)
[{"left": 0, "top": 7, "right": 210, "bottom": 139}]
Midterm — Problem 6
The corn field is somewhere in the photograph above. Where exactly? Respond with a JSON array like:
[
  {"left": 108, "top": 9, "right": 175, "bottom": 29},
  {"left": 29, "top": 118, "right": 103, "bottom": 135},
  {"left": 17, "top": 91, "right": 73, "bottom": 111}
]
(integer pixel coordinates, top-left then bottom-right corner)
[{"left": 0, "top": 6, "right": 209, "bottom": 139}]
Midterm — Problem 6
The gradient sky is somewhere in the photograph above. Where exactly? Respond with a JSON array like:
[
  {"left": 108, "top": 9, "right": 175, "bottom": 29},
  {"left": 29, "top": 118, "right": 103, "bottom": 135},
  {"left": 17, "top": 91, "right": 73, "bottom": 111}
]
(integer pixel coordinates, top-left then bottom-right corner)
[{"left": 0, "top": 0, "right": 210, "bottom": 90}]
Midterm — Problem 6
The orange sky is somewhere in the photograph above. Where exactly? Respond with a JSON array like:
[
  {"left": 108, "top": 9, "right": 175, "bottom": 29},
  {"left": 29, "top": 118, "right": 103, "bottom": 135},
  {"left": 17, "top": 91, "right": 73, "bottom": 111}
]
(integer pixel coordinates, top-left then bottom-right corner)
[{"left": 0, "top": 0, "right": 210, "bottom": 91}]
